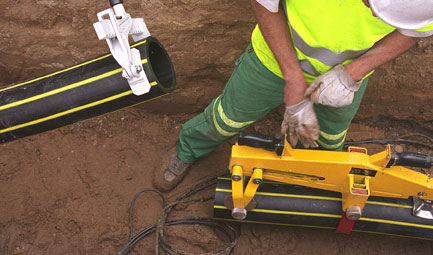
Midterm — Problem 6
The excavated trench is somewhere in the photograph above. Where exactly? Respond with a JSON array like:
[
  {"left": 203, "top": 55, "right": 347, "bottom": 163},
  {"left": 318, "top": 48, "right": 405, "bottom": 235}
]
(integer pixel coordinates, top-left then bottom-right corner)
[{"left": 1, "top": 0, "right": 433, "bottom": 254}]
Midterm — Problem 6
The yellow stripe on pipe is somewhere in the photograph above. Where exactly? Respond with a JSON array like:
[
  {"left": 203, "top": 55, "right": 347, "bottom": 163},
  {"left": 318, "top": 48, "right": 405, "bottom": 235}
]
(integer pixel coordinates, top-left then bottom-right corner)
[
  {"left": 215, "top": 205, "right": 433, "bottom": 230},
  {"left": 0, "top": 59, "right": 149, "bottom": 111},
  {"left": 213, "top": 216, "right": 433, "bottom": 241},
  {"left": 216, "top": 187, "right": 412, "bottom": 209},
  {"left": 0, "top": 82, "right": 158, "bottom": 135},
  {"left": 0, "top": 40, "right": 148, "bottom": 93},
  {"left": 252, "top": 208, "right": 341, "bottom": 218},
  {"left": 0, "top": 91, "right": 130, "bottom": 134},
  {"left": 256, "top": 191, "right": 341, "bottom": 201},
  {"left": 216, "top": 188, "right": 341, "bottom": 202},
  {"left": 214, "top": 205, "right": 340, "bottom": 219},
  {"left": 360, "top": 217, "right": 433, "bottom": 230},
  {"left": 213, "top": 217, "right": 336, "bottom": 230},
  {"left": 366, "top": 201, "right": 412, "bottom": 209}
]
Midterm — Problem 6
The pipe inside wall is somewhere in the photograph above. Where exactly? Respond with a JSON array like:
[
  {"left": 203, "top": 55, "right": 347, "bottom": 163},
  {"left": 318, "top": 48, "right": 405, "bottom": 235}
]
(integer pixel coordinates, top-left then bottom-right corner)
[{"left": 0, "top": 37, "right": 175, "bottom": 144}]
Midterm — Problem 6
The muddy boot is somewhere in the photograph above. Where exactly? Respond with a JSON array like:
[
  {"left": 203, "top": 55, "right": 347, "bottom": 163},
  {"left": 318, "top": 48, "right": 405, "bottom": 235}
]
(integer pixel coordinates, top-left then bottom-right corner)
[{"left": 153, "top": 152, "right": 192, "bottom": 192}]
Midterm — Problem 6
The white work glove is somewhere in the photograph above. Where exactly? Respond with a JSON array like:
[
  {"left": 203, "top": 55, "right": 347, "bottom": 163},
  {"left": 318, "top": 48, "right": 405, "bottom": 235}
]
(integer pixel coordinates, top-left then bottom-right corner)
[
  {"left": 281, "top": 98, "right": 319, "bottom": 148},
  {"left": 305, "top": 64, "right": 362, "bottom": 108}
]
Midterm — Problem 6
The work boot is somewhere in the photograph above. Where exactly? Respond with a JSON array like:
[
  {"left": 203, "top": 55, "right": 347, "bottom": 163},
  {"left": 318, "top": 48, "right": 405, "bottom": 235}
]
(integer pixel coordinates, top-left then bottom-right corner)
[{"left": 153, "top": 151, "right": 192, "bottom": 192}]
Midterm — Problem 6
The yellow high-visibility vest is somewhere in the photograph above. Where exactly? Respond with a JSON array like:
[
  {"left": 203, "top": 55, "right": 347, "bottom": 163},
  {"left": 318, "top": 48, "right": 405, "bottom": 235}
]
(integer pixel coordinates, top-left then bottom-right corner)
[{"left": 252, "top": 0, "right": 433, "bottom": 83}]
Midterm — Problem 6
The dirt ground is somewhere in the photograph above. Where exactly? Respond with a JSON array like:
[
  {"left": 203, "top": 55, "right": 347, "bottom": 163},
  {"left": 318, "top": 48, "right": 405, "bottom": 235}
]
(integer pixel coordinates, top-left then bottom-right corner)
[{"left": 1, "top": 0, "right": 433, "bottom": 254}]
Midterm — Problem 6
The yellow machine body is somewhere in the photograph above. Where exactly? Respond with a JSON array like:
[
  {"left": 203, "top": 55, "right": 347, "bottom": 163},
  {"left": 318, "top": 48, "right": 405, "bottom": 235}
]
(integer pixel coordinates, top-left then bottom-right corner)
[{"left": 228, "top": 137, "right": 433, "bottom": 213}]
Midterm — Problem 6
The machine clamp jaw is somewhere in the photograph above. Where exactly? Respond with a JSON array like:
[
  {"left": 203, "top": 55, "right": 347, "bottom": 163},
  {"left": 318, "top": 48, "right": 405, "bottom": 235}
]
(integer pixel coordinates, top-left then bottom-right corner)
[
  {"left": 228, "top": 132, "right": 433, "bottom": 222},
  {"left": 93, "top": 0, "right": 151, "bottom": 96}
]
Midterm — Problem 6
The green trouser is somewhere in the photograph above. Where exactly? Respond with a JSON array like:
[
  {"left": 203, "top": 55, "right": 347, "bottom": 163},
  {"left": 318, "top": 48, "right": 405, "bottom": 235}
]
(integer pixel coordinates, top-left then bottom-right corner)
[{"left": 177, "top": 44, "right": 368, "bottom": 164}]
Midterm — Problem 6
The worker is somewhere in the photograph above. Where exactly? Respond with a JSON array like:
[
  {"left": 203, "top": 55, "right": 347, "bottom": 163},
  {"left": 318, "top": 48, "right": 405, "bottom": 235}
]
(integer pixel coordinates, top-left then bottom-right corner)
[{"left": 153, "top": 0, "right": 433, "bottom": 191}]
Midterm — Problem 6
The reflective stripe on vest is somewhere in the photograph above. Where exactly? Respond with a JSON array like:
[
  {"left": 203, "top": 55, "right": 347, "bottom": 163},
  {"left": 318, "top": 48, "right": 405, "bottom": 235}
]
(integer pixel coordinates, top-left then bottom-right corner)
[
  {"left": 281, "top": 0, "right": 373, "bottom": 76},
  {"left": 251, "top": 0, "right": 401, "bottom": 80}
]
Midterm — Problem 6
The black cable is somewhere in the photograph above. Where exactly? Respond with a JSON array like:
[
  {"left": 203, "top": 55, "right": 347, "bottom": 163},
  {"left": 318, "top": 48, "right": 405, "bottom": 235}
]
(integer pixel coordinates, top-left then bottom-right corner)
[
  {"left": 343, "top": 133, "right": 433, "bottom": 169},
  {"left": 344, "top": 138, "right": 433, "bottom": 150},
  {"left": 157, "top": 218, "right": 238, "bottom": 255},
  {"left": 344, "top": 132, "right": 433, "bottom": 150},
  {"left": 155, "top": 175, "right": 237, "bottom": 255},
  {"left": 118, "top": 175, "right": 238, "bottom": 255},
  {"left": 128, "top": 188, "right": 167, "bottom": 241},
  {"left": 399, "top": 133, "right": 433, "bottom": 144},
  {"left": 119, "top": 133, "right": 433, "bottom": 254}
]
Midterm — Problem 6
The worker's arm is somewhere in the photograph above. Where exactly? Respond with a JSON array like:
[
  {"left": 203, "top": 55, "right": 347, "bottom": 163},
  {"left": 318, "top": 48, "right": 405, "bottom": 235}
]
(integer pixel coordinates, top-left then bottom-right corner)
[
  {"left": 345, "top": 31, "right": 421, "bottom": 82},
  {"left": 251, "top": 0, "right": 307, "bottom": 106},
  {"left": 251, "top": 0, "right": 319, "bottom": 148},
  {"left": 305, "top": 31, "right": 422, "bottom": 107}
]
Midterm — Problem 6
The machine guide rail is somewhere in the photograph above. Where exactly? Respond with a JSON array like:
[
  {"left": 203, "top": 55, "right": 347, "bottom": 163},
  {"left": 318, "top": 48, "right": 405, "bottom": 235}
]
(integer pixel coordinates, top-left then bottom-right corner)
[{"left": 223, "top": 132, "right": 433, "bottom": 234}]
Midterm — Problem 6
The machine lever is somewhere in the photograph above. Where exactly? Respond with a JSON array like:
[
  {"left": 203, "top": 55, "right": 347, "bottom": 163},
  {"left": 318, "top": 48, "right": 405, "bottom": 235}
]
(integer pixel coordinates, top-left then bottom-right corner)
[{"left": 109, "top": 0, "right": 123, "bottom": 7}]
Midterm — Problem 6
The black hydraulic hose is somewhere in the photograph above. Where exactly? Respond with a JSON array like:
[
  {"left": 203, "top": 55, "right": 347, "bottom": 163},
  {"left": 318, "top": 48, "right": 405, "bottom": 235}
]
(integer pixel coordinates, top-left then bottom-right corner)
[
  {"left": 344, "top": 133, "right": 433, "bottom": 150},
  {"left": 343, "top": 133, "right": 433, "bottom": 168},
  {"left": 344, "top": 138, "right": 433, "bottom": 150},
  {"left": 394, "top": 152, "right": 433, "bottom": 168}
]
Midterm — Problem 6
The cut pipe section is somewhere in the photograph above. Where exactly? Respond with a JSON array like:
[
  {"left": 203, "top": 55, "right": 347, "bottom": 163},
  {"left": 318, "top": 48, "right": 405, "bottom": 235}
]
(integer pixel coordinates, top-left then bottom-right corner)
[{"left": 0, "top": 37, "right": 175, "bottom": 144}]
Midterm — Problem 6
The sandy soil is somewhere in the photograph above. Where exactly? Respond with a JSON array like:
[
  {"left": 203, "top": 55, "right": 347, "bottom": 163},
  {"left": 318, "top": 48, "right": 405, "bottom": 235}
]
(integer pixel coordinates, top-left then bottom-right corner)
[{"left": 1, "top": 0, "right": 433, "bottom": 254}]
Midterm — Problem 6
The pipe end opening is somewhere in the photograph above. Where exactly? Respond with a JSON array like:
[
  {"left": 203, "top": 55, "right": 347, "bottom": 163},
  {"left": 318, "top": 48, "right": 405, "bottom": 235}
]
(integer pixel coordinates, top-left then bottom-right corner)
[{"left": 147, "top": 40, "right": 176, "bottom": 93}]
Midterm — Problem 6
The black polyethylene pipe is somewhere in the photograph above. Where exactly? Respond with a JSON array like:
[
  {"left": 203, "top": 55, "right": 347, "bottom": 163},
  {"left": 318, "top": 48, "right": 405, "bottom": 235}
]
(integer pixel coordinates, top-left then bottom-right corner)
[
  {"left": 0, "top": 37, "right": 175, "bottom": 144},
  {"left": 214, "top": 177, "right": 433, "bottom": 240}
]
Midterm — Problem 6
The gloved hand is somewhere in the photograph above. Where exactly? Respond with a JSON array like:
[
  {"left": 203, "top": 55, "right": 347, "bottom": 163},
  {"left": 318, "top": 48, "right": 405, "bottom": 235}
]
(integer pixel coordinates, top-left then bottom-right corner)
[
  {"left": 281, "top": 98, "right": 319, "bottom": 148},
  {"left": 304, "top": 64, "right": 362, "bottom": 108}
]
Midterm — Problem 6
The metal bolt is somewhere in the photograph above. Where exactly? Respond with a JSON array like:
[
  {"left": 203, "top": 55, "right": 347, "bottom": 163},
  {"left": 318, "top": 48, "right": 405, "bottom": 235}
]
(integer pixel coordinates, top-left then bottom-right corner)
[
  {"left": 253, "top": 178, "right": 263, "bottom": 185},
  {"left": 135, "top": 65, "right": 142, "bottom": 73},
  {"left": 231, "top": 174, "right": 242, "bottom": 181},
  {"left": 346, "top": 206, "right": 362, "bottom": 220},
  {"left": 232, "top": 208, "right": 247, "bottom": 220},
  {"left": 419, "top": 192, "right": 425, "bottom": 197}
]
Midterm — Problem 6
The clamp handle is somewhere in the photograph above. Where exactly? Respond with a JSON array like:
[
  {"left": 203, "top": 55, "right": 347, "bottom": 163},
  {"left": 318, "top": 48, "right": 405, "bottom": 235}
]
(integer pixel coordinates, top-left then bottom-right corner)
[{"left": 238, "top": 132, "right": 285, "bottom": 156}]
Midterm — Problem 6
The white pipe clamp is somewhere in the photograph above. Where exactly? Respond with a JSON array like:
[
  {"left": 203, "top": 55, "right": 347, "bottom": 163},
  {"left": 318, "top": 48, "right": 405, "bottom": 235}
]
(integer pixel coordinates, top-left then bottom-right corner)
[{"left": 93, "top": 3, "right": 151, "bottom": 96}]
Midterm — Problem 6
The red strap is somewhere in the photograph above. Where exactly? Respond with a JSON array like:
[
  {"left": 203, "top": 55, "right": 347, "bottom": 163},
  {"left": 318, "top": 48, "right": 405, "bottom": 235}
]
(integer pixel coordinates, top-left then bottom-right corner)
[{"left": 336, "top": 212, "right": 356, "bottom": 234}]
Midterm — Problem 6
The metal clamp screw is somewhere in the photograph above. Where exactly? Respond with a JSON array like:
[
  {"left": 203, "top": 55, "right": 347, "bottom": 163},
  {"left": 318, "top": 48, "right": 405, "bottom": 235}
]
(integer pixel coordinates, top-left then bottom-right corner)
[
  {"left": 232, "top": 174, "right": 242, "bottom": 181},
  {"left": 253, "top": 178, "right": 263, "bottom": 185},
  {"left": 232, "top": 208, "right": 247, "bottom": 220},
  {"left": 134, "top": 65, "right": 142, "bottom": 74},
  {"left": 346, "top": 206, "right": 362, "bottom": 220}
]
